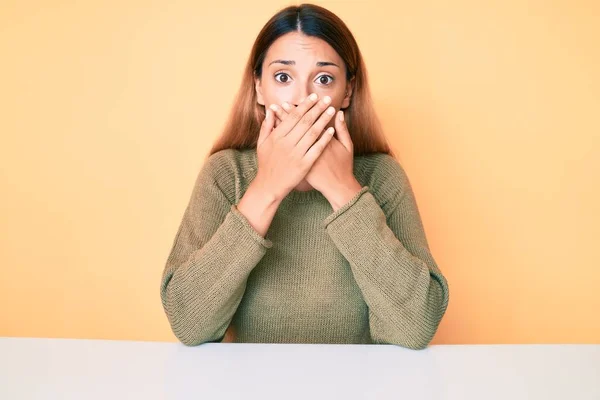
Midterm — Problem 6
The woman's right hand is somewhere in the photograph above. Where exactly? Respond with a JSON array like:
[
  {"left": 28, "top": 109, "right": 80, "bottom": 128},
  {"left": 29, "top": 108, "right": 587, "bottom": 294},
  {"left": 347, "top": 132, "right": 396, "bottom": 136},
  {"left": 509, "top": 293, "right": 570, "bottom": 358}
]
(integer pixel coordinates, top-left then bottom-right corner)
[{"left": 255, "top": 93, "right": 337, "bottom": 201}]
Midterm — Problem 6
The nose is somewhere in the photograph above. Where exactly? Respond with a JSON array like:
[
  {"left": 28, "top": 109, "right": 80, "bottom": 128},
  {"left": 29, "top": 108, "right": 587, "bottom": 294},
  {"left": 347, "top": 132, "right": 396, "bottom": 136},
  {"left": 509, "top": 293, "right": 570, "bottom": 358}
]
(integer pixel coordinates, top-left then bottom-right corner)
[{"left": 291, "top": 84, "right": 311, "bottom": 106}]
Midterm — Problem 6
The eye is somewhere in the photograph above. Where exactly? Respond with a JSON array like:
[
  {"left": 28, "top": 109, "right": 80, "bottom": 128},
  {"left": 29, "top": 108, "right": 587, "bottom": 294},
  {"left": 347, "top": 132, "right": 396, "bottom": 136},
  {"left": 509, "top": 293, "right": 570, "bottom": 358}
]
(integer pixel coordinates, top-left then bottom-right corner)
[
  {"left": 274, "top": 72, "right": 291, "bottom": 83},
  {"left": 315, "top": 74, "right": 334, "bottom": 85},
  {"left": 273, "top": 72, "right": 335, "bottom": 86}
]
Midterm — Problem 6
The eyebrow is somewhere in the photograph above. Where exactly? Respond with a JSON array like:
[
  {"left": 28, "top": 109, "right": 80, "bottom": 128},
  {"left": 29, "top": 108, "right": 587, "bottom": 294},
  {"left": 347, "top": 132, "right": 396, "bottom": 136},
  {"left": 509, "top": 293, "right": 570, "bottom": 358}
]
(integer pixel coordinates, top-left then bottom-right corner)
[{"left": 268, "top": 59, "right": 340, "bottom": 68}]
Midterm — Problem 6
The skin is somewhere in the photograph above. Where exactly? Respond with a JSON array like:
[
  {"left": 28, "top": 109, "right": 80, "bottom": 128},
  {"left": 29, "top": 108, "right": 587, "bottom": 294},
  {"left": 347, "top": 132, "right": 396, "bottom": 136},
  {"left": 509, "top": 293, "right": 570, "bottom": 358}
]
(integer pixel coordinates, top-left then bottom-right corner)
[{"left": 254, "top": 32, "right": 362, "bottom": 208}]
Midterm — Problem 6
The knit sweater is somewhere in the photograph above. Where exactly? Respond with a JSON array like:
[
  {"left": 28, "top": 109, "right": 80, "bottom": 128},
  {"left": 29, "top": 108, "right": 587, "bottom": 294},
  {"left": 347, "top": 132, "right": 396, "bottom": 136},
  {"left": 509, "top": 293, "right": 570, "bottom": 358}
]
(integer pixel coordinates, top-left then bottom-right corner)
[{"left": 160, "top": 148, "right": 449, "bottom": 349}]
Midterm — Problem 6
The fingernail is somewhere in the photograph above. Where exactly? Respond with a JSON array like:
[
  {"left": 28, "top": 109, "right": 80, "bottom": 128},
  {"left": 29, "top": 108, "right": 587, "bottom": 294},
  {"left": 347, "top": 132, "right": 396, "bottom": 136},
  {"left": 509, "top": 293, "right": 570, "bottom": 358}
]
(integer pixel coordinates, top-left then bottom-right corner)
[
  {"left": 309, "top": 93, "right": 318, "bottom": 101},
  {"left": 323, "top": 96, "right": 331, "bottom": 104},
  {"left": 282, "top": 102, "right": 290, "bottom": 110},
  {"left": 269, "top": 104, "right": 279, "bottom": 112},
  {"left": 326, "top": 106, "right": 335, "bottom": 115},
  {"left": 266, "top": 109, "right": 270, "bottom": 118},
  {"left": 339, "top": 110, "right": 344, "bottom": 121}
]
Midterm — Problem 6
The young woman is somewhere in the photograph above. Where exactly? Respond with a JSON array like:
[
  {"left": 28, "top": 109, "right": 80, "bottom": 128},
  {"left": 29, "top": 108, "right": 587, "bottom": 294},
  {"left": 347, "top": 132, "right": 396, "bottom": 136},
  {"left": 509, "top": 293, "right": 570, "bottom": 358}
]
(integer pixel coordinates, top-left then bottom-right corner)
[{"left": 160, "top": 3, "right": 450, "bottom": 349}]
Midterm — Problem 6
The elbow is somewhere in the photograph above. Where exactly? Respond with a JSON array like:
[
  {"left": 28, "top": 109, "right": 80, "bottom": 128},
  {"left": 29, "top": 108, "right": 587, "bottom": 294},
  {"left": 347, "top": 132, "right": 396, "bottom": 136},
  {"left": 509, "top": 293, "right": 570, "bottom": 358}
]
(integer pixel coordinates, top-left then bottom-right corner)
[
  {"left": 414, "top": 290, "right": 449, "bottom": 350},
  {"left": 407, "top": 286, "right": 449, "bottom": 350},
  {"left": 172, "top": 321, "right": 206, "bottom": 347},
  {"left": 407, "top": 342, "right": 429, "bottom": 351},
  {"left": 376, "top": 296, "right": 448, "bottom": 350},
  {"left": 393, "top": 328, "right": 435, "bottom": 350},
  {"left": 391, "top": 328, "right": 437, "bottom": 350},
  {"left": 406, "top": 274, "right": 450, "bottom": 350},
  {"left": 371, "top": 314, "right": 436, "bottom": 350},
  {"left": 165, "top": 308, "right": 206, "bottom": 346},
  {"left": 167, "top": 310, "right": 222, "bottom": 347},
  {"left": 175, "top": 323, "right": 227, "bottom": 346},
  {"left": 405, "top": 332, "right": 435, "bottom": 350},
  {"left": 161, "top": 289, "right": 215, "bottom": 347},
  {"left": 373, "top": 329, "right": 432, "bottom": 350},
  {"left": 372, "top": 272, "right": 450, "bottom": 350}
]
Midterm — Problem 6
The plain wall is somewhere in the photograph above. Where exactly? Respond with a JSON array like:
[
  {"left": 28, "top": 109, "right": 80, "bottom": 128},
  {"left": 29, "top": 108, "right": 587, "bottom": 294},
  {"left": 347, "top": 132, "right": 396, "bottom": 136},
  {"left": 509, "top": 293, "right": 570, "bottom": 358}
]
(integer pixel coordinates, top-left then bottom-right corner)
[{"left": 1, "top": 0, "right": 598, "bottom": 344}]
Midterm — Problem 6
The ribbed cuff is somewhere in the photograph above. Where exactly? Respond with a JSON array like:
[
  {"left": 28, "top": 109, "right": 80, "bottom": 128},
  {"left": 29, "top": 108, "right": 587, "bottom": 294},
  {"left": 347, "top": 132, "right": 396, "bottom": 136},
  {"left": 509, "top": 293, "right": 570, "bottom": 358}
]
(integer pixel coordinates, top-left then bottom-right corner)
[
  {"left": 322, "top": 186, "right": 370, "bottom": 228},
  {"left": 230, "top": 204, "right": 273, "bottom": 248}
]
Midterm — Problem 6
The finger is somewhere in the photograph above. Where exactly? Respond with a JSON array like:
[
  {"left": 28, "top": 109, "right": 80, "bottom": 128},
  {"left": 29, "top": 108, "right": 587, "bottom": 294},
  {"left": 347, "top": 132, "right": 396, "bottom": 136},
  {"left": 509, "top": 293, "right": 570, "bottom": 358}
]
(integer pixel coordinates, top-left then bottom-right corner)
[
  {"left": 281, "top": 101, "right": 293, "bottom": 113},
  {"left": 258, "top": 109, "right": 274, "bottom": 148},
  {"left": 277, "top": 103, "right": 291, "bottom": 128},
  {"left": 268, "top": 104, "right": 287, "bottom": 125},
  {"left": 294, "top": 104, "right": 336, "bottom": 153},
  {"left": 335, "top": 110, "right": 353, "bottom": 152},
  {"left": 271, "top": 93, "right": 321, "bottom": 139},
  {"left": 304, "top": 126, "right": 335, "bottom": 163},
  {"left": 287, "top": 95, "right": 334, "bottom": 145}
]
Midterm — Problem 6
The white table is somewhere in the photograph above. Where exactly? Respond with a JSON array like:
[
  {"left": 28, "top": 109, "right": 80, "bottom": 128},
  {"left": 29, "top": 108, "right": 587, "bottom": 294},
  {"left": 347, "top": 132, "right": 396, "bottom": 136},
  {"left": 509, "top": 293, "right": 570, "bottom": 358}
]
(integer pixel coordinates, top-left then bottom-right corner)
[{"left": 0, "top": 338, "right": 598, "bottom": 399}]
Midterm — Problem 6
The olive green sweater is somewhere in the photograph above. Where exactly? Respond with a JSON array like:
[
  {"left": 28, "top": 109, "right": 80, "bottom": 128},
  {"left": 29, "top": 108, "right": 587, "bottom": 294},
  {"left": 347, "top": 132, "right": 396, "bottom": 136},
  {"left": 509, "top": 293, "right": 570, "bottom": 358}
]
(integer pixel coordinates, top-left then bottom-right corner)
[{"left": 160, "top": 148, "right": 449, "bottom": 349}]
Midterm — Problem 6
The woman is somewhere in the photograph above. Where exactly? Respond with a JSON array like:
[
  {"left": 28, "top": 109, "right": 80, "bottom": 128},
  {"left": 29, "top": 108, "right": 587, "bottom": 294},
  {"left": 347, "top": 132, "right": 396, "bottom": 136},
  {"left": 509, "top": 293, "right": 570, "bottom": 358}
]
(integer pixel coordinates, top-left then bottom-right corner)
[{"left": 160, "top": 3, "right": 449, "bottom": 349}]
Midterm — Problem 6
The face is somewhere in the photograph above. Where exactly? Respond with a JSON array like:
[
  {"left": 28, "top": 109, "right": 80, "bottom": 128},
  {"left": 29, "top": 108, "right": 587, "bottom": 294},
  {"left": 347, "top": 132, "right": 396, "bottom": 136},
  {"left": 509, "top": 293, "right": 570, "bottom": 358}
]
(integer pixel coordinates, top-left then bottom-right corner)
[{"left": 255, "top": 32, "right": 354, "bottom": 130}]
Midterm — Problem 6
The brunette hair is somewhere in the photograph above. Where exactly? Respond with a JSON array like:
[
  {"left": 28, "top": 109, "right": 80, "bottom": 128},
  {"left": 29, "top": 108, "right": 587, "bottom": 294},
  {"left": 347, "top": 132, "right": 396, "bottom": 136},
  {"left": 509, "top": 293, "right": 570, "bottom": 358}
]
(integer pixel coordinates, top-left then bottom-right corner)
[{"left": 208, "top": 3, "right": 395, "bottom": 159}]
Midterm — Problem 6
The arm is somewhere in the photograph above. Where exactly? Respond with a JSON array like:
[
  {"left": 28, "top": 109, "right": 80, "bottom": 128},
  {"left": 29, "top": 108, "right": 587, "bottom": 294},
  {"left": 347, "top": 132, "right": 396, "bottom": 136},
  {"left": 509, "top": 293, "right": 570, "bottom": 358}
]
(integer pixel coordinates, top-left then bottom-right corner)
[
  {"left": 160, "top": 160, "right": 277, "bottom": 346},
  {"left": 321, "top": 172, "right": 449, "bottom": 350}
]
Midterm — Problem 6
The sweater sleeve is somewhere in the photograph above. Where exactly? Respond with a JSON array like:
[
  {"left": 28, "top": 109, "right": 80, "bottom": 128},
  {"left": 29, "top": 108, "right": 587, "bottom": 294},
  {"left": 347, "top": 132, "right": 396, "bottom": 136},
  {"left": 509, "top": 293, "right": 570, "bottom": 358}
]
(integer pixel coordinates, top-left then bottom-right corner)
[
  {"left": 160, "top": 159, "right": 273, "bottom": 346},
  {"left": 321, "top": 173, "right": 449, "bottom": 349}
]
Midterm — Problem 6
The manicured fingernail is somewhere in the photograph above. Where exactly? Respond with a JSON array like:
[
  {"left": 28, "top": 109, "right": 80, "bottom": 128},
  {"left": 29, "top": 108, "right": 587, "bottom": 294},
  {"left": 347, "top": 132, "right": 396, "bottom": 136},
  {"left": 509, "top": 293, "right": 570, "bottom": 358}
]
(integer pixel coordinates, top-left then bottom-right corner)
[
  {"left": 326, "top": 106, "right": 335, "bottom": 115},
  {"left": 323, "top": 96, "right": 331, "bottom": 104},
  {"left": 327, "top": 127, "right": 335, "bottom": 135},
  {"left": 309, "top": 93, "right": 318, "bottom": 101}
]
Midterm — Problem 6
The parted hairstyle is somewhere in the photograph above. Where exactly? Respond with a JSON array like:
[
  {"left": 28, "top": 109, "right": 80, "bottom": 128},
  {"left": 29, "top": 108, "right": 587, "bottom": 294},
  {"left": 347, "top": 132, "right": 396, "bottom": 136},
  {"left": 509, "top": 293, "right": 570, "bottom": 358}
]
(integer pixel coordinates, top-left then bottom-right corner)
[{"left": 208, "top": 3, "right": 395, "bottom": 159}]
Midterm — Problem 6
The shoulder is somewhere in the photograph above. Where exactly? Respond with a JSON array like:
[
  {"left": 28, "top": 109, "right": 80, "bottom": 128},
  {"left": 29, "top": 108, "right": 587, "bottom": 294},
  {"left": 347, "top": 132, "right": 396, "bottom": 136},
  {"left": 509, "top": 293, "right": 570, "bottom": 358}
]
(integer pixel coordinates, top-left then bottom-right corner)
[
  {"left": 202, "top": 148, "right": 239, "bottom": 175},
  {"left": 202, "top": 147, "right": 257, "bottom": 175},
  {"left": 354, "top": 152, "right": 412, "bottom": 214},
  {"left": 195, "top": 148, "right": 255, "bottom": 200}
]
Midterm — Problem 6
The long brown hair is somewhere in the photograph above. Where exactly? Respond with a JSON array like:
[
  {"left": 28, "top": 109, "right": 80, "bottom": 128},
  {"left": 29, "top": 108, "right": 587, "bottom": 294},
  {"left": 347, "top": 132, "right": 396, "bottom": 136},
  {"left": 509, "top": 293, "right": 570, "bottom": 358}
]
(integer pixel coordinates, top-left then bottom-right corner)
[{"left": 208, "top": 3, "right": 395, "bottom": 159}]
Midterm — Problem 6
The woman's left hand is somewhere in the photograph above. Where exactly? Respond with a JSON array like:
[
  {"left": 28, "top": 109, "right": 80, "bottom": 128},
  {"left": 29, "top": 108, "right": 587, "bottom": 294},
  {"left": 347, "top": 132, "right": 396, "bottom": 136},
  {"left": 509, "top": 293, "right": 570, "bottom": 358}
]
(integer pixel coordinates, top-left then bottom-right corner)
[{"left": 270, "top": 103, "right": 362, "bottom": 209}]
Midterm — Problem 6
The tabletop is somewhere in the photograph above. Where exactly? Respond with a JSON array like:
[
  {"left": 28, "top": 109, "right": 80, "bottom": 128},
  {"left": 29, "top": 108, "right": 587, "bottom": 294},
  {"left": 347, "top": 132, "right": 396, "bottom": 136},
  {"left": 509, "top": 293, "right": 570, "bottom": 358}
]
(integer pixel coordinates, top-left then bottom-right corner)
[{"left": 0, "top": 337, "right": 598, "bottom": 399}]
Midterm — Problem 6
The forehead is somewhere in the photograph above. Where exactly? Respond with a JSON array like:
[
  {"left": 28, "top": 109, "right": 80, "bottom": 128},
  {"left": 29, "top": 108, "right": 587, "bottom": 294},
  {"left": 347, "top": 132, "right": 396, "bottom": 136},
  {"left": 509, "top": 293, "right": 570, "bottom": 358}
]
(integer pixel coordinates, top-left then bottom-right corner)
[{"left": 265, "top": 32, "right": 343, "bottom": 66}]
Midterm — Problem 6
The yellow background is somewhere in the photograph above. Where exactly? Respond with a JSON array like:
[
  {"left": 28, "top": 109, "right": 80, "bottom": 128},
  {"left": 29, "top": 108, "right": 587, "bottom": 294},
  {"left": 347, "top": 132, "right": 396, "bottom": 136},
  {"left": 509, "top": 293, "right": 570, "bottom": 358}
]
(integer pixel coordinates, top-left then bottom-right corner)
[{"left": 1, "top": 0, "right": 598, "bottom": 344}]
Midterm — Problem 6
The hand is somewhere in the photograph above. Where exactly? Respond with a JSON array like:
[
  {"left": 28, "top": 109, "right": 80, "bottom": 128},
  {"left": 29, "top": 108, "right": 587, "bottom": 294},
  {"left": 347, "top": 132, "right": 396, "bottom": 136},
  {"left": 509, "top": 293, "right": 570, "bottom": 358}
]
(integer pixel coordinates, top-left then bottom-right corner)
[
  {"left": 269, "top": 102, "right": 362, "bottom": 210},
  {"left": 256, "top": 94, "right": 337, "bottom": 202}
]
